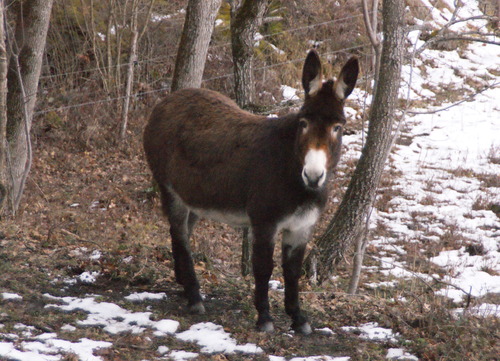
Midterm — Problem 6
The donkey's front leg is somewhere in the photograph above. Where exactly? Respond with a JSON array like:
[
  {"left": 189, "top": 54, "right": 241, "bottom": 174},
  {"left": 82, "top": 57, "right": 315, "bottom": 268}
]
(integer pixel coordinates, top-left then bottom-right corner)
[
  {"left": 252, "top": 225, "right": 276, "bottom": 332},
  {"left": 159, "top": 186, "right": 204, "bottom": 314},
  {"left": 282, "top": 229, "right": 312, "bottom": 335}
]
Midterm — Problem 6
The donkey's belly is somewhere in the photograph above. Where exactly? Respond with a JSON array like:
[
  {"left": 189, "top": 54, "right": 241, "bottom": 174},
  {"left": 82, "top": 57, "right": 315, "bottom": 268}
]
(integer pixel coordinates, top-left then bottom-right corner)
[{"left": 189, "top": 207, "right": 251, "bottom": 227}]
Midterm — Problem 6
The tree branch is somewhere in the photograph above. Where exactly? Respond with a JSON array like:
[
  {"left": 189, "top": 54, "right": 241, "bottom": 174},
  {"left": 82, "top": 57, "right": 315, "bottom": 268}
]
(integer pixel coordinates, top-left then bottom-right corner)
[{"left": 407, "top": 81, "right": 499, "bottom": 115}]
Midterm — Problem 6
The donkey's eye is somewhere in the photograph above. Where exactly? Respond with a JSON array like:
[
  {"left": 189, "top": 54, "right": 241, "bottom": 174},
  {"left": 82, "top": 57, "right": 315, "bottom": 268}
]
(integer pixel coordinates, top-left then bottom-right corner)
[
  {"left": 333, "top": 125, "right": 342, "bottom": 133},
  {"left": 299, "top": 119, "right": 309, "bottom": 132}
]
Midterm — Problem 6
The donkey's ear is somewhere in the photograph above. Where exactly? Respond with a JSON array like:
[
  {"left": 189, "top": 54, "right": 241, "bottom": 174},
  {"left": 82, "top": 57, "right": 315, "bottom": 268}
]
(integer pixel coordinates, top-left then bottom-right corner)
[
  {"left": 302, "top": 50, "right": 323, "bottom": 96},
  {"left": 333, "top": 57, "right": 359, "bottom": 100}
]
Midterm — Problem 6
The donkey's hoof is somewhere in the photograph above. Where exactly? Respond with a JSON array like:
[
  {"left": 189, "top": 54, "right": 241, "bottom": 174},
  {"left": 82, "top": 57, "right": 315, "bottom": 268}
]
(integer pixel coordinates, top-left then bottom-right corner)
[
  {"left": 188, "top": 302, "right": 205, "bottom": 314},
  {"left": 293, "top": 322, "right": 312, "bottom": 335},
  {"left": 257, "top": 321, "right": 274, "bottom": 333}
]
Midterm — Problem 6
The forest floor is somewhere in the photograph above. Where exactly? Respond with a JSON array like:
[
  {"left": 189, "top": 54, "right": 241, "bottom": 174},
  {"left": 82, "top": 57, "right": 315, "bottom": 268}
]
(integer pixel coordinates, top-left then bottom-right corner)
[{"left": 1, "top": 3, "right": 499, "bottom": 361}]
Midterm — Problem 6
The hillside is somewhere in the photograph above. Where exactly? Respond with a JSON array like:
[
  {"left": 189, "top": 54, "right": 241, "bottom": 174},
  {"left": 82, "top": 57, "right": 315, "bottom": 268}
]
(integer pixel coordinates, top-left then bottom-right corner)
[{"left": 0, "top": 0, "right": 499, "bottom": 360}]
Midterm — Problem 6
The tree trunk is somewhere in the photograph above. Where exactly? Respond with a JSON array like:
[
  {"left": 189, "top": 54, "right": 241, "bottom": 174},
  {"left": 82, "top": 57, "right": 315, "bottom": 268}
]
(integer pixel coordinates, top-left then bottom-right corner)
[
  {"left": 229, "top": 0, "right": 269, "bottom": 274},
  {"left": 346, "top": 0, "right": 381, "bottom": 294},
  {"left": 6, "top": 0, "right": 54, "bottom": 213},
  {"left": 0, "top": 0, "right": 7, "bottom": 210},
  {"left": 119, "top": 0, "right": 155, "bottom": 140},
  {"left": 241, "top": 227, "right": 252, "bottom": 276},
  {"left": 309, "top": 0, "right": 405, "bottom": 283},
  {"left": 120, "top": 0, "right": 140, "bottom": 140},
  {"left": 230, "top": 0, "right": 269, "bottom": 107},
  {"left": 171, "top": 0, "right": 222, "bottom": 92}
]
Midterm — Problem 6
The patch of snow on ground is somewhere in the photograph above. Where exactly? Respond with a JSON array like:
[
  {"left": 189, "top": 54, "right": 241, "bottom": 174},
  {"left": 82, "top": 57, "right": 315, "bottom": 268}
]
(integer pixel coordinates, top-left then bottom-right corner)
[
  {"left": 78, "top": 271, "right": 100, "bottom": 284},
  {"left": 365, "top": 281, "right": 398, "bottom": 289},
  {"left": 341, "top": 323, "right": 399, "bottom": 343},
  {"left": 316, "top": 327, "right": 335, "bottom": 336},
  {"left": 44, "top": 294, "right": 179, "bottom": 335},
  {"left": 386, "top": 348, "right": 419, "bottom": 361},
  {"left": 157, "top": 345, "right": 169, "bottom": 354},
  {"left": 269, "top": 280, "right": 284, "bottom": 290},
  {"left": 270, "top": 357, "right": 350, "bottom": 361},
  {"left": 176, "top": 322, "right": 263, "bottom": 354},
  {"left": 0, "top": 336, "right": 111, "bottom": 361},
  {"left": 454, "top": 303, "right": 500, "bottom": 318},
  {"left": 430, "top": 246, "right": 500, "bottom": 302},
  {"left": 1, "top": 292, "right": 23, "bottom": 301},
  {"left": 60, "top": 324, "right": 76, "bottom": 332},
  {"left": 290, "top": 356, "right": 351, "bottom": 361},
  {"left": 281, "top": 85, "right": 300, "bottom": 101},
  {"left": 168, "top": 350, "right": 199, "bottom": 360},
  {"left": 124, "top": 291, "right": 167, "bottom": 302}
]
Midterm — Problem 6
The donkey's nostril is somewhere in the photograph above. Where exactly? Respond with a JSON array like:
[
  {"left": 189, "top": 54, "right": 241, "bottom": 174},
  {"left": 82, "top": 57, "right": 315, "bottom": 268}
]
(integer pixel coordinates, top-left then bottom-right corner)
[{"left": 303, "top": 169, "right": 325, "bottom": 188}]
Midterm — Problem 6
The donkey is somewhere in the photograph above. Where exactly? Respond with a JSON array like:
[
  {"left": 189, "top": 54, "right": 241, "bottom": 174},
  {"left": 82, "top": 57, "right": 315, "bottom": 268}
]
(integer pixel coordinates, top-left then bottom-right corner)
[{"left": 143, "top": 50, "right": 359, "bottom": 334}]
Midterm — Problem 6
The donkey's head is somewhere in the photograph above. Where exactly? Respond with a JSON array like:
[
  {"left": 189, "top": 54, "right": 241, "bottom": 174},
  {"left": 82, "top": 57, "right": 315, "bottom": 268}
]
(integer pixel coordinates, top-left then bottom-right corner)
[{"left": 296, "top": 50, "right": 359, "bottom": 189}]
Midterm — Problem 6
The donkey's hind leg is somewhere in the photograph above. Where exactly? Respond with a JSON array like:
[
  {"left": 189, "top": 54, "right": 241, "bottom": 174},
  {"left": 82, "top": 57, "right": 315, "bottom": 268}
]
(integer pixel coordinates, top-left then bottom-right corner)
[{"left": 159, "top": 185, "right": 204, "bottom": 314}]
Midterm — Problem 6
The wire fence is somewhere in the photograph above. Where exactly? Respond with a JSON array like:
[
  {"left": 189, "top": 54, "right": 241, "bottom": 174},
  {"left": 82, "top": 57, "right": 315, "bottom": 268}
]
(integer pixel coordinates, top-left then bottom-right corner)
[
  {"left": 34, "top": 42, "right": 373, "bottom": 116},
  {"left": 34, "top": 11, "right": 375, "bottom": 116},
  {"left": 39, "top": 11, "right": 372, "bottom": 82}
]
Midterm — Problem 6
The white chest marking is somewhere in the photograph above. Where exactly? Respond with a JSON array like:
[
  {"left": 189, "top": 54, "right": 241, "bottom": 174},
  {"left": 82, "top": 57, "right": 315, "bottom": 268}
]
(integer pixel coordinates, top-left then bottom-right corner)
[{"left": 278, "top": 206, "right": 320, "bottom": 233}]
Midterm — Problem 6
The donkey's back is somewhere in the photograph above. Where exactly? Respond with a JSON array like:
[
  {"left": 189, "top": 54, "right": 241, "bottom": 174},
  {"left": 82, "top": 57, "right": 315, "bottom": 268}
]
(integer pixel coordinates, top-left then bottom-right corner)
[
  {"left": 144, "top": 87, "right": 266, "bottom": 177},
  {"left": 144, "top": 87, "right": 297, "bottom": 217}
]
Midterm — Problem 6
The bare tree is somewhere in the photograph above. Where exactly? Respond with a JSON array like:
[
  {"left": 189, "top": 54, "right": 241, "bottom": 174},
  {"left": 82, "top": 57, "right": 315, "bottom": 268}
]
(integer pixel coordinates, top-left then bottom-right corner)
[
  {"left": 0, "top": 0, "right": 7, "bottom": 211},
  {"left": 362, "top": 0, "right": 381, "bottom": 93},
  {"left": 230, "top": 0, "right": 269, "bottom": 108},
  {"left": 228, "top": 0, "right": 270, "bottom": 276},
  {"left": 171, "top": 0, "right": 222, "bottom": 92},
  {"left": 4, "top": 0, "right": 54, "bottom": 214},
  {"left": 345, "top": 0, "right": 499, "bottom": 293},
  {"left": 119, "top": 0, "right": 155, "bottom": 140},
  {"left": 346, "top": 0, "right": 381, "bottom": 294},
  {"left": 308, "top": 0, "right": 406, "bottom": 284}
]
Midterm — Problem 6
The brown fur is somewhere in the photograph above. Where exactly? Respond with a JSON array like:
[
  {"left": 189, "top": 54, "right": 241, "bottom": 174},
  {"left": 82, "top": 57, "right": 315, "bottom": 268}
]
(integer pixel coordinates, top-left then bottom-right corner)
[{"left": 143, "top": 50, "right": 359, "bottom": 333}]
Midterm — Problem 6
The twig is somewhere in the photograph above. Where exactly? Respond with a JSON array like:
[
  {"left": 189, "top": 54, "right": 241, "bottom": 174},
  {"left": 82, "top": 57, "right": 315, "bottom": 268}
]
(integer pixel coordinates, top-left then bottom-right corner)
[
  {"left": 426, "top": 35, "right": 500, "bottom": 47},
  {"left": 367, "top": 254, "right": 436, "bottom": 293},
  {"left": 60, "top": 228, "right": 102, "bottom": 249},
  {"left": 367, "top": 254, "right": 474, "bottom": 300},
  {"left": 407, "top": 81, "right": 500, "bottom": 115}
]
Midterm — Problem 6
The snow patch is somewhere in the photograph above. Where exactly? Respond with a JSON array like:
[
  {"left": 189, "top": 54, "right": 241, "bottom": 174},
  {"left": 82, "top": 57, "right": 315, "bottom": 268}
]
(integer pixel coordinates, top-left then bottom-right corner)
[
  {"left": 1, "top": 292, "right": 22, "bottom": 301},
  {"left": 124, "top": 292, "right": 167, "bottom": 302},
  {"left": 44, "top": 294, "right": 179, "bottom": 335},
  {"left": 176, "top": 322, "right": 263, "bottom": 354},
  {"left": 341, "top": 323, "right": 399, "bottom": 343}
]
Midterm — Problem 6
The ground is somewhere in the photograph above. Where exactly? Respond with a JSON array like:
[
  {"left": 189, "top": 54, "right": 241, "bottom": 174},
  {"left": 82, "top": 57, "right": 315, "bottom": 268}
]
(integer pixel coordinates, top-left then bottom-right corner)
[{"left": 1, "top": 1, "right": 499, "bottom": 360}]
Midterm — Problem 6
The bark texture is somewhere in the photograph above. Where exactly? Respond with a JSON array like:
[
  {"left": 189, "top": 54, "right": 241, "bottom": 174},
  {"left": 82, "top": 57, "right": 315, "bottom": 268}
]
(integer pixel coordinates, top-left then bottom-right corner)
[
  {"left": 311, "top": 0, "right": 405, "bottom": 283},
  {"left": 6, "top": 0, "right": 54, "bottom": 212},
  {"left": 171, "top": 0, "right": 222, "bottom": 92},
  {"left": 230, "top": 0, "right": 269, "bottom": 107},
  {"left": 0, "top": 0, "right": 7, "bottom": 210}
]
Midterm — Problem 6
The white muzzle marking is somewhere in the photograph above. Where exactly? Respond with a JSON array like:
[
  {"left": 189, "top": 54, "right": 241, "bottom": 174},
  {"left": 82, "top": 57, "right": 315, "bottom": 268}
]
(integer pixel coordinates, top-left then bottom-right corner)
[{"left": 302, "top": 149, "right": 327, "bottom": 188}]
